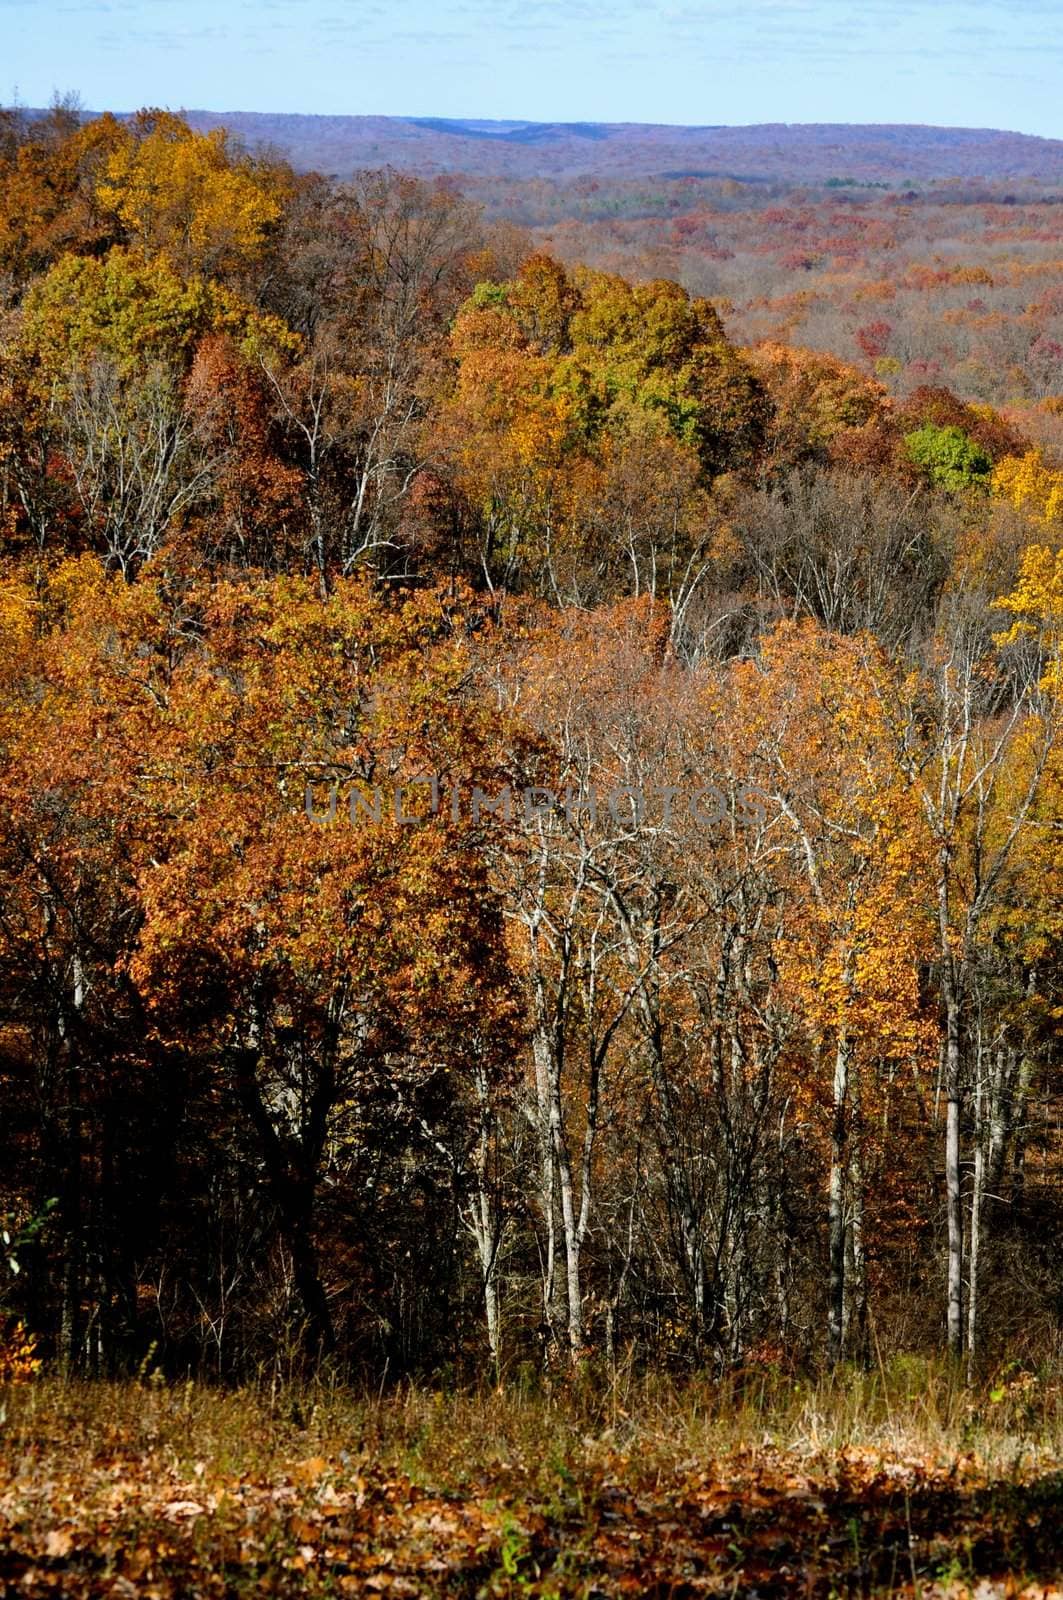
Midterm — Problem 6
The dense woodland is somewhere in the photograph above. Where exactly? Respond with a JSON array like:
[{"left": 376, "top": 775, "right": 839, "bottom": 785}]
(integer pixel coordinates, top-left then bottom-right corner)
[{"left": 0, "top": 101, "right": 1061, "bottom": 1390}]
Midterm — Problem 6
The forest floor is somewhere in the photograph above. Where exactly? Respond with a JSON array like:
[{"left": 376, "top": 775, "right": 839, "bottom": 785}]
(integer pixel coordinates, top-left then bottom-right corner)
[{"left": 0, "top": 1363, "right": 1061, "bottom": 1597}]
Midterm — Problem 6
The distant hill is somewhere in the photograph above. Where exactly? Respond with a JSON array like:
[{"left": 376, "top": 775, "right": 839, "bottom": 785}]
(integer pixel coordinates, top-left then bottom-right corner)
[{"left": 152, "top": 113, "right": 1063, "bottom": 184}]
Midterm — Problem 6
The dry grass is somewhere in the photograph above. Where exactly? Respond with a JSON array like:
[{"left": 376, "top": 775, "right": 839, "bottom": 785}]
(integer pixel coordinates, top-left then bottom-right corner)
[{"left": 0, "top": 1360, "right": 1061, "bottom": 1595}]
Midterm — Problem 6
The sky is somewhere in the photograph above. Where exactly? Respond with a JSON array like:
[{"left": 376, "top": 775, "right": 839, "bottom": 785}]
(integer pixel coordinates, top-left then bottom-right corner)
[{"left": 6, "top": 0, "right": 1063, "bottom": 138}]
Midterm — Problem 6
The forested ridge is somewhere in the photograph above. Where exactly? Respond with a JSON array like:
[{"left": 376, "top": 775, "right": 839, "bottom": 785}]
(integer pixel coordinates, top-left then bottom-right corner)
[
  {"left": 0, "top": 100, "right": 1061, "bottom": 1400},
  {"left": 93, "top": 110, "right": 1063, "bottom": 183}
]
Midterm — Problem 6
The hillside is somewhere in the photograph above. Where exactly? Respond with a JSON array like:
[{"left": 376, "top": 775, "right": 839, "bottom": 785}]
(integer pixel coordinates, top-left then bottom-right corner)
[
  {"left": 2, "top": 102, "right": 1062, "bottom": 1518},
  {"left": 136, "top": 112, "right": 1063, "bottom": 183}
]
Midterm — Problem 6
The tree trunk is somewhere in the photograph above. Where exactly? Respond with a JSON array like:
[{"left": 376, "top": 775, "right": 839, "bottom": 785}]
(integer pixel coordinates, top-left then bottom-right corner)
[
  {"left": 234, "top": 1045, "right": 336, "bottom": 1359},
  {"left": 467, "top": 1068, "right": 504, "bottom": 1379},
  {"left": 531, "top": 1028, "right": 559, "bottom": 1360},
  {"left": 848, "top": 1122, "right": 867, "bottom": 1364},
  {"left": 58, "top": 950, "right": 86, "bottom": 1373},
  {"left": 944, "top": 990, "right": 964, "bottom": 1359},
  {"left": 828, "top": 1029, "right": 851, "bottom": 1366},
  {"left": 551, "top": 1071, "right": 583, "bottom": 1359},
  {"left": 284, "top": 1200, "right": 335, "bottom": 1358},
  {"left": 966, "top": 1058, "right": 984, "bottom": 1385}
]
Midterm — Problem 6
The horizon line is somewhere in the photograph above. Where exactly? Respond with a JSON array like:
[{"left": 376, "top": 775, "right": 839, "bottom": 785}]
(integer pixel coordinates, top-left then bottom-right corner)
[{"left": 15, "top": 100, "right": 1061, "bottom": 145}]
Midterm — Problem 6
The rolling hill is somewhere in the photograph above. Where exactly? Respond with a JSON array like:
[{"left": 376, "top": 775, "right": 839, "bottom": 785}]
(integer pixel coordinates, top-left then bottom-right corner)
[{"left": 161, "top": 112, "right": 1063, "bottom": 183}]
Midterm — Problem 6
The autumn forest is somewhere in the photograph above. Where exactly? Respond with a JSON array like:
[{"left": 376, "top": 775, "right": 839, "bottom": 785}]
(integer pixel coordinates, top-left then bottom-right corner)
[{"left": 1, "top": 97, "right": 1062, "bottom": 1596}]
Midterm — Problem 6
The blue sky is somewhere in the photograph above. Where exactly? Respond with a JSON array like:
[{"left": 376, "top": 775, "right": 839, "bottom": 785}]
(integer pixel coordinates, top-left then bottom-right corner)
[{"left": 7, "top": 0, "right": 1063, "bottom": 137}]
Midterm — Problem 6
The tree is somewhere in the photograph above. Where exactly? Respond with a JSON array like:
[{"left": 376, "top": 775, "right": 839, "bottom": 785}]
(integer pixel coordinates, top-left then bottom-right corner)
[
  {"left": 20, "top": 246, "right": 295, "bottom": 379},
  {"left": 904, "top": 424, "right": 992, "bottom": 494},
  {"left": 992, "top": 452, "right": 1063, "bottom": 531},
  {"left": 437, "top": 257, "right": 767, "bottom": 598},
  {"left": 12, "top": 248, "right": 296, "bottom": 569},
  {"left": 260, "top": 174, "right": 488, "bottom": 586},
  {"left": 0, "top": 560, "right": 522, "bottom": 1363},
  {"left": 733, "top": 621, "right": 935, "bottom": 1363},
  {"left": 95, "top": 110, "right": 290, "bottom": 281},
  {"left": 0, "top": 105, "right": 126, "bottom": 291},
  {"left": 745, "top": 342, "right": 891, "bottom": 470},
  {"left": 891, "top": 597, "right": 1057, "bottom": 1358},
  {"left": 125, "top": 573, "right": 522, "bottom": 1353}
]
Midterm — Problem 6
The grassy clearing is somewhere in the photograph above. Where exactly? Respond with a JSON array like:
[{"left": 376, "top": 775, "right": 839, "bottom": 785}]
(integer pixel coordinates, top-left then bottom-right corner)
[{"left": 1, "top": 1359, "right": 1061, "bottom": 1596}]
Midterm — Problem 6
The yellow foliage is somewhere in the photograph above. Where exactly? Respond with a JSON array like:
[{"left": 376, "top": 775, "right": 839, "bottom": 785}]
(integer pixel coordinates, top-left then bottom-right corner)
[
  {"left": 992, "top": 449, "right": 1063, "bottom": 527},
  {"left": 995, "top": 543, "right": 1063, "bottom": 690},
  {"left": 21, "top": 246, "right": 299, "bottom": 386},
  {"left": 0, "top": 1319, "right": 41, "bottom": 1383},
  {"left": 0, "top": 576, "right": 41, "bottom": 745},
  {"left": 96, "top": 111, "right": 288, "bottom": 278}
]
